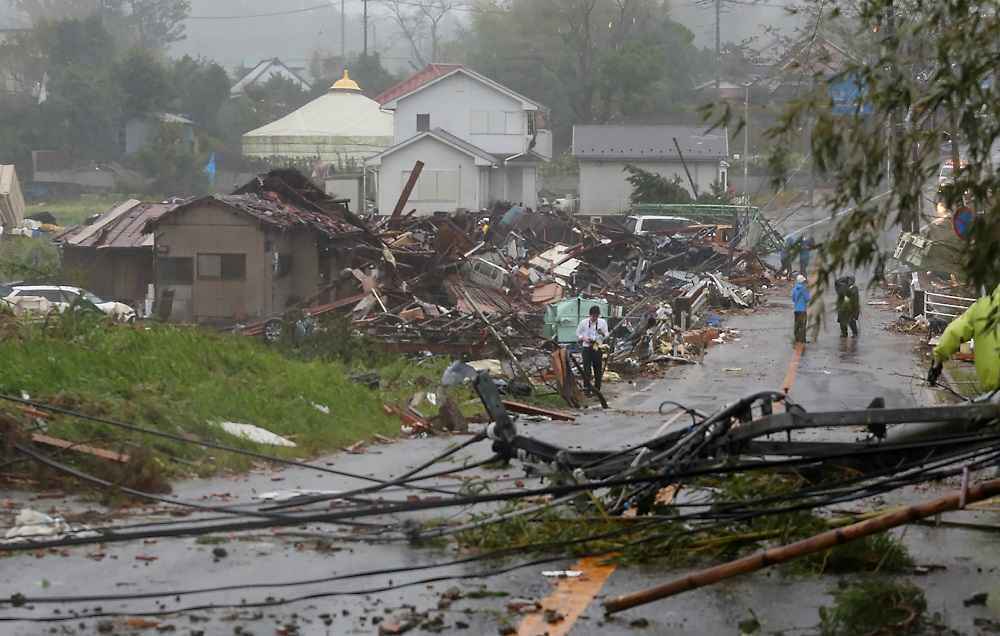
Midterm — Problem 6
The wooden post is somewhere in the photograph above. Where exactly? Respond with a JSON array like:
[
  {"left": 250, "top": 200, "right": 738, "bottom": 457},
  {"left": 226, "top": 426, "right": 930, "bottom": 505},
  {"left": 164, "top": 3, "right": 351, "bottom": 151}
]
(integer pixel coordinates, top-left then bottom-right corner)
[
  {"left": 604, "top": 477, "right": 1000, "bottom": 614},
  {"left": 391, "top": 160, "right": 424, "bottom": 222}
]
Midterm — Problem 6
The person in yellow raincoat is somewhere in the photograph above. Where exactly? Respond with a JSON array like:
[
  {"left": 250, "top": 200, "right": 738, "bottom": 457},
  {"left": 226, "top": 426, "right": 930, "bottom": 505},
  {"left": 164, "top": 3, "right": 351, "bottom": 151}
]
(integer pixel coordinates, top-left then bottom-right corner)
[{"left": 928, "top": 283, "right": 1000, "bottom": 392}]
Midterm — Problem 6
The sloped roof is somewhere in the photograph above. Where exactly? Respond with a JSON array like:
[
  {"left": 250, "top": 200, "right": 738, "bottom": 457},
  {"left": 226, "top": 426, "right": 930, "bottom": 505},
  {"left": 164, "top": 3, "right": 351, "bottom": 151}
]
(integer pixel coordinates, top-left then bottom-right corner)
[
  {"left": 374, "top": 63, "right": 462, "bottom": 105},
  {"left": 365, "top": 128, "right": 498, "bottom": 167},
  {"left": 231, "top": 58, "right": 312, "bottom": 96},
  {"left": 243, "top": 86, "right": 392, "bottom": 140},
  {"left": 375, "top": 64, "right": 544, "bottom": 111},
  {"left": 572, "top": 125, "right": 729, "bottom": 162},
  {"left": 149, "top": 194, "right": 358, "bottom": 238},
  {"left": 60, "top": 200, "right": 182, "bottom": 249}
]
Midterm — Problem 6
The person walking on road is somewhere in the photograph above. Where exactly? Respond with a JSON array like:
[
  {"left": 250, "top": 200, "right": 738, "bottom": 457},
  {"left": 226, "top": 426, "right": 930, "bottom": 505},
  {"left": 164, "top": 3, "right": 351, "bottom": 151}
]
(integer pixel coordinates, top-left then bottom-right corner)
[
  {"left": 928, "top": 282, "right": 999, "bottom": 392},
  {"left": 835, "top": 275, "right": 861, "bottom": 337},
  {"left": 799, "top": 235, "right": 815, "bottom": 275},
  {"left": 577, "top": 305, "right": 609, "bottom": 392},
  {"left": 792, "top": 274, "right": 810, "bottom": 344}
]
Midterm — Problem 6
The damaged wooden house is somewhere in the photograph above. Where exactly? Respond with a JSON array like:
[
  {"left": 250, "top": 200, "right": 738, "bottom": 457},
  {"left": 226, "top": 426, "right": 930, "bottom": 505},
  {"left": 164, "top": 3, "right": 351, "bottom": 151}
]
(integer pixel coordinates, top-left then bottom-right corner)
[
  {"left": 58, "top": 171, "right": 365, "bottom": 325},
  {"left": 145, "top": 172, "right": 363, "bottom": 324}
]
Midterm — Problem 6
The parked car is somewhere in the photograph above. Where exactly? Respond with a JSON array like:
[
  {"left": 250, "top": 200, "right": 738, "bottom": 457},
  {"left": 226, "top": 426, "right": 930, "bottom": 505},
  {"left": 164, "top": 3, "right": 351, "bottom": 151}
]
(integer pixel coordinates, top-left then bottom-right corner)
[
  {"left": 2, "top": 285, "right": 137, "bottom": 322},
  {"left": 623, "top": 215, "right": 699, "bottom": 237}
]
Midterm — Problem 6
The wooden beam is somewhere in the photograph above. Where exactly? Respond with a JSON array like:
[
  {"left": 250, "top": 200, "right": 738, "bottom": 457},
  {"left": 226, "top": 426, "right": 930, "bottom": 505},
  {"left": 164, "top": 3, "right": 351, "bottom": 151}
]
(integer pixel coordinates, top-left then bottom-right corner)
[
  {"left": 30, "top": 434, "right": 130, "bottom": 464},
  {"left": 501, "top": 400, "right": 576, "bottom": 422}
]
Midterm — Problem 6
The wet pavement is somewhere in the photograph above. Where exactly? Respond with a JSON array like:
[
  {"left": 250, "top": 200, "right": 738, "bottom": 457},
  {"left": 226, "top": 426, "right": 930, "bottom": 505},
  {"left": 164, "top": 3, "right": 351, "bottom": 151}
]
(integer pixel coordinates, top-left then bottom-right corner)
[{"left": 2, "top": 202, "right": 999, "bottom": 635}]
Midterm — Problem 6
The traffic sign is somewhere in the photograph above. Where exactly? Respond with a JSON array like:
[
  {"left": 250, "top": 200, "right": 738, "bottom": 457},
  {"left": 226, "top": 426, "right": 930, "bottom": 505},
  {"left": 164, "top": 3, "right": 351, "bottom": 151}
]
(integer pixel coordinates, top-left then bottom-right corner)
[{"left": 952, "top": 206, "right": 975, "bottom": 239}]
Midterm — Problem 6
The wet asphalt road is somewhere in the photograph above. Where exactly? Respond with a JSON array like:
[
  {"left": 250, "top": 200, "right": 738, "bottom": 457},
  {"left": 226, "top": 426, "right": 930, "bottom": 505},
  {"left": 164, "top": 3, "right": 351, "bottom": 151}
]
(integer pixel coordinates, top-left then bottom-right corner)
[{"left": 2, "top": 201, "right": 999, "bottom": 635}]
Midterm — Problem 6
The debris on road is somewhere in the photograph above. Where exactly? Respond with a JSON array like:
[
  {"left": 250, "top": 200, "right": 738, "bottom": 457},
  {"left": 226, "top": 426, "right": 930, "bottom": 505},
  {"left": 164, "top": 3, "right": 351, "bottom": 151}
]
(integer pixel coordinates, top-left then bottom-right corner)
[{"left": 216, "top": 422, "right": 297, "bottom": 447}]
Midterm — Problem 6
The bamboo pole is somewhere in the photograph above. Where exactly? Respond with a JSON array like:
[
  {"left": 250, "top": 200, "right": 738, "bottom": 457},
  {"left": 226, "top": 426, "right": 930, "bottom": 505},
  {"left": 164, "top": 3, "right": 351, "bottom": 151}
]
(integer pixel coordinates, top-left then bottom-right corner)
[{"left": 604, "top": 477, "right": 1000, "bottom": 614}]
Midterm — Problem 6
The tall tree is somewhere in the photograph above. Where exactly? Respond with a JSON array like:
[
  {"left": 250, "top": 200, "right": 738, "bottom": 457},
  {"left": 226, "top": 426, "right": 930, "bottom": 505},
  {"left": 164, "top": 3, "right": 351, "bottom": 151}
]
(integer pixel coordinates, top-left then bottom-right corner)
[
  {"left": 115, "top": 47, "right": 171, "bottom": 118},
  {"left": 757, "top": 0, "right": 1000, "bottom": 292},
  {"left": 378, "top": 0, "right": 456, "bottom": 66},
  {"left": 171, "top": 55, "right": 230, "bottom": 133},
  {"left": 446, "top": 0, "right": 705, "bottom": 144}
]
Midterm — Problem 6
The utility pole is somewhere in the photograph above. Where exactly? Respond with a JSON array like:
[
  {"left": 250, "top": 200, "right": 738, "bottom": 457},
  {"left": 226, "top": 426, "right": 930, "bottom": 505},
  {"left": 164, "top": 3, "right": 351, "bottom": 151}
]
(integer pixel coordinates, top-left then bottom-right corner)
[
  {"left": 341, "top": 0, "right": 346, "bottom": 60},
  {"left": 715, "top": 0, "right": 721, "bottom": 89},
  {"left": 363, "top": 0, "right": 369, "bottom": 58},
  {"left": 744, "top": 84, "right": 750, "bottom": 203}
]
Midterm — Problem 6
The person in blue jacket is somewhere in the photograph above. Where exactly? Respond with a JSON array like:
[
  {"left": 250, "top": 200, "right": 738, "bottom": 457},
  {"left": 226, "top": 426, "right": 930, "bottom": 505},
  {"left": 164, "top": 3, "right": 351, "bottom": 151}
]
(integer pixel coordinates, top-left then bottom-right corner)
[{"left": 792, "top": 274, "right": 811, "bottom": 344}]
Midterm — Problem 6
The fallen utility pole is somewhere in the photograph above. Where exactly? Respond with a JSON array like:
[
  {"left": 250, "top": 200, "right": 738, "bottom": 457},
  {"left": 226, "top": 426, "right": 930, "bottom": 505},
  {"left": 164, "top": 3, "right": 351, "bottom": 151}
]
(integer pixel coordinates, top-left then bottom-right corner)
[
  {"left": 672, "top": 137, "right": 699, "bottom": 199},
  {"left": 604, "top": 476, "right": 1000, "bottom": 614}
]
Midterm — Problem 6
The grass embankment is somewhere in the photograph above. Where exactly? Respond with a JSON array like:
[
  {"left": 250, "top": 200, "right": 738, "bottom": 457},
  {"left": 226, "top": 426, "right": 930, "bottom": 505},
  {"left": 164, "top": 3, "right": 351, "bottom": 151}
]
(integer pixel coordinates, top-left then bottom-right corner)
[{"left": 0, "top": 316, "right": 460, "bottom": 484}]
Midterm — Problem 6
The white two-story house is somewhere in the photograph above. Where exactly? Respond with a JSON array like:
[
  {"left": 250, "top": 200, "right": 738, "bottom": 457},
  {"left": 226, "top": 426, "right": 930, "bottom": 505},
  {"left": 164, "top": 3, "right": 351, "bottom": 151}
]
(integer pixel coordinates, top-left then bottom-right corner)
[{"left": 366, "top": 64, "right": 551, "bottom": 216}]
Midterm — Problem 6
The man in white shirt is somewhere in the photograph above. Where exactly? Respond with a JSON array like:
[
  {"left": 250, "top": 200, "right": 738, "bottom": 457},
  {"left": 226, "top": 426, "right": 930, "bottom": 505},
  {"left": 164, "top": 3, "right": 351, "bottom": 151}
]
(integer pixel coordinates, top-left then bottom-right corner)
[{"left": 576, "top": 305, "right": 609, "bottom": 392}]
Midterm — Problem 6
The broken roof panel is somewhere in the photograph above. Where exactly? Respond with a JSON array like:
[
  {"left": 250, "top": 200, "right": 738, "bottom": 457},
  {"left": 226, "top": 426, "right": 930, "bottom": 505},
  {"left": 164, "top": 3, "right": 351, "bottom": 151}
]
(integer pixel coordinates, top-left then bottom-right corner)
[
  {"left": 0, "top": 164, "right": 25, "bottom": 228},
  {"left": 150, "top": 194, "right": 360, "bottom": 239},
  {"left": 59, "top": 200, "right": 183, "bottom": 249}
]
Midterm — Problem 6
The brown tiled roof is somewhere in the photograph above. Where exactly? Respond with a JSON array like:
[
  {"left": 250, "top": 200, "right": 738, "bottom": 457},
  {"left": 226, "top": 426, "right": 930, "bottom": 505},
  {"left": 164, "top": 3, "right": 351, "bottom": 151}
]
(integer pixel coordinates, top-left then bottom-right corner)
[{"left": 373, "top": 63, "right": 463, "bottom": 106}]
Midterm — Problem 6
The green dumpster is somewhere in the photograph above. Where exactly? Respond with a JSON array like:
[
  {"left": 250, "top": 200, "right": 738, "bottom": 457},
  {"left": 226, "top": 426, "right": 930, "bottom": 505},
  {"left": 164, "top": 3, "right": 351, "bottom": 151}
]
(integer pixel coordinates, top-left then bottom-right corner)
[{"left": 543, "top": 296, "right": 609, "bottom": 344}]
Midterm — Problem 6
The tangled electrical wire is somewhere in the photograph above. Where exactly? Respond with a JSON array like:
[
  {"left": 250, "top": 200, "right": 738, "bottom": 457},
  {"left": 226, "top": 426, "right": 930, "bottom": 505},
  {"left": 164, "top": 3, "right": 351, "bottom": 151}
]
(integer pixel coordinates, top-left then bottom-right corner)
[{"left": 0, "top": 375, "right": 998, "bottom": 624}]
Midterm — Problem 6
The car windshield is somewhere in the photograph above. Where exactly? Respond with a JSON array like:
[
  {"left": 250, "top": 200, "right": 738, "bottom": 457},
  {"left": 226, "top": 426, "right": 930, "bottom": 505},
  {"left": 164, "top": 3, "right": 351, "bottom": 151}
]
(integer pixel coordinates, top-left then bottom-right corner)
[
  {"left": 623, "top": 218, "right": 638, "bottom": 234},
  {"left": 81, "top": 291, "right": 105, "bottom": 304},
  {"left": 0, "top": 284, "right": 11, "bottom": 298}
]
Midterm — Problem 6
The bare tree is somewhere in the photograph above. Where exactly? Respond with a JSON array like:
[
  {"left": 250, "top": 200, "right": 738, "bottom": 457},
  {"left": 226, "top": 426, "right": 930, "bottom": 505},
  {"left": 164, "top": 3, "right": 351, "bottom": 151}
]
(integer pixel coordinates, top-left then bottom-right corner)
[{"left": 378, "top": 0, "right": 455, "bottom": 66}]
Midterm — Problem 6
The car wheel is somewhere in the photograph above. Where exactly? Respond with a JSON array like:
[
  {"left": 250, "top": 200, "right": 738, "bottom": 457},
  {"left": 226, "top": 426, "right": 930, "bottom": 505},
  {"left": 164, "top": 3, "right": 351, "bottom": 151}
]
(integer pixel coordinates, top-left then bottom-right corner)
[{"left": 263, "top": 319, "right": 285, "bottom": 344}]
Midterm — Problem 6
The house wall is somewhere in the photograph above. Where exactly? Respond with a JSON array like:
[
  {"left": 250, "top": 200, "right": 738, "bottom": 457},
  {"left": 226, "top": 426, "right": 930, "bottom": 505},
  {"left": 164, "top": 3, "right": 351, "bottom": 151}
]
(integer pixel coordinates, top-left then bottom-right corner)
[
  {"left": 62, "top": 247, "right": 153, "bottom": 308},
  {"left": 268, "top": 228, "right": 320, "bottom": 310},
  {"left": 153, "top": 204, "right": 267, "bottom": 323},
  {"left": 394, "top": 73, "right": 530, "bottom": 156},
  {"left": 577, "top": 159, "right": 723, "bottom": 214},
  {"left": 377, "top": 136, "right": 480, "bottom": 216},
  {"left": 485, "top": 165, "right": 537, "bottom": 208}
]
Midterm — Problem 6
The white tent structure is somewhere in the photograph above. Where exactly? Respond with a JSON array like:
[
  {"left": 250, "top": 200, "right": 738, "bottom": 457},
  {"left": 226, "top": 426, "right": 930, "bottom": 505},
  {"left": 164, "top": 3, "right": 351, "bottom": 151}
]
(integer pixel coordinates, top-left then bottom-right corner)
[{"left": 242, "top": 70, "right": 393, "bottom": 171}]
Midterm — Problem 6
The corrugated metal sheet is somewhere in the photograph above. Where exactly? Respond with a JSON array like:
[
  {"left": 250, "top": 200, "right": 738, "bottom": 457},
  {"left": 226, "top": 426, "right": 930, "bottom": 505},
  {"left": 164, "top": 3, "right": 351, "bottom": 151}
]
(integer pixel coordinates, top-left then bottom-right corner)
[
  {"left": 61, "top": 200, "right": 181, "bottom": 250},
  {"left": 0, "top": 164, "right": 25, "bottom": 228}
]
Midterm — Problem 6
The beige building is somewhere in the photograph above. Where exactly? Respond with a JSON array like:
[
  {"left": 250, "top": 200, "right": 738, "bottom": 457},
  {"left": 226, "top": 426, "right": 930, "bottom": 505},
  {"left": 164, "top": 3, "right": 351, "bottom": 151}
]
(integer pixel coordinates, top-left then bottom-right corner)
[{"left": 147, "top": 192, "right": 360, "bottom": 324}]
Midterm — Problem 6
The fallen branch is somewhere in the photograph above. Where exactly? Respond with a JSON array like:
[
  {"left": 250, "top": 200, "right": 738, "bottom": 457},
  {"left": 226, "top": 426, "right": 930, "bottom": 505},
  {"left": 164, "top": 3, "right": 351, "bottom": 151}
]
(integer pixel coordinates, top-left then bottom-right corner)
[{"left": 604, "top": 477, "right": 1000, "bottom": 614}]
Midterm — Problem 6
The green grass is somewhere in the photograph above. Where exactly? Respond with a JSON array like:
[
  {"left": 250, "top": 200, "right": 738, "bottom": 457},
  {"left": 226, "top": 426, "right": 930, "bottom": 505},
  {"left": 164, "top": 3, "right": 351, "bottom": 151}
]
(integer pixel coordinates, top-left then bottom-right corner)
[
  {"left": 0, "top": 315, "right": 468, "bottom": 483},
  {"left": 27, "top": 193, "right": 151, "bottom": 227},
  {"left": 819, "top": 579, "right": 927, "bottom": 635}
]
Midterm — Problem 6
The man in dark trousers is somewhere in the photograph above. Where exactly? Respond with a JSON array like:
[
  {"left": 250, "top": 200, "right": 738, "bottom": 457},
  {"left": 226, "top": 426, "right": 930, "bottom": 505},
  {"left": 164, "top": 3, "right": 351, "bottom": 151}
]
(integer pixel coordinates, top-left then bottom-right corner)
[
  {"left": 792, "top": 274, "right": 810, "bottom": 344},
  {"left": 835, "top": 275, "right": 861, "bottom": 337},
  {"left": 576, "top": 305, "right": 609, "bottom": 392}
]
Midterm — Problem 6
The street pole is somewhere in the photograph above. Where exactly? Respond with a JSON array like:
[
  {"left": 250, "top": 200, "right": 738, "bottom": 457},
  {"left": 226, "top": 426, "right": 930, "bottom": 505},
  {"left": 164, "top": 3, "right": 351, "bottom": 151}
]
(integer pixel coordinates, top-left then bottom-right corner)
[
  {"left": 715, "top": 0, "right": 721, "bottom": 90},
  {"left": 341, "top": 0, "right": 346, "bottom": 60},
  {"left": 744, "top": 84, "right": 750, "bottom": 203},
  {"left": 363, "top": 0, "right": 369, "bottom": 58}
]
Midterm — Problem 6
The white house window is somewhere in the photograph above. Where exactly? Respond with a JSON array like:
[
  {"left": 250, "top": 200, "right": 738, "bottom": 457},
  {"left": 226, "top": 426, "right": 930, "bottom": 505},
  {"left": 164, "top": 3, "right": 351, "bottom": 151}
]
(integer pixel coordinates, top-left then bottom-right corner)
[
  {"left": 471, "top": 111, "right": 523, "bottom": 135},
  {"left": 403, "top": 169, "right": 459, "bottom": 202}
]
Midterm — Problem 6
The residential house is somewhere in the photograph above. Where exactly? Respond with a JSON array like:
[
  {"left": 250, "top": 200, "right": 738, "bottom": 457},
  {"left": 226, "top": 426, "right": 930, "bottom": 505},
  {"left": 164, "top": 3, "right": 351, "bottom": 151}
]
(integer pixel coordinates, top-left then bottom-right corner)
[
  {"left": 145, "top": 171, "right": 360, "bottom": 324},
  {"left": 572, "top": 125, "right": 730, "bottom": 215},
  {"left": 230, "top": 58, "right": 312, "bottom": 97},
  {"left": 123, "top": 112, "right": 196, "bottom": 156},
  {"left": 366, "top": 64, "right": 550, "bottom": 216},
  {"left": 58, "top": 199, "right": 181, "bottom": 310}
]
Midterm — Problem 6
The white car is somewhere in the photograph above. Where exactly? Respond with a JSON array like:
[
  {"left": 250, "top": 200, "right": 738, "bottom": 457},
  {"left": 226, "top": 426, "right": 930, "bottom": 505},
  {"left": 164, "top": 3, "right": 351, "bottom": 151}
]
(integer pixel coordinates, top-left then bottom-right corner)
[{"left": 3, "top": 285, "right": 136, "bottom": 323}]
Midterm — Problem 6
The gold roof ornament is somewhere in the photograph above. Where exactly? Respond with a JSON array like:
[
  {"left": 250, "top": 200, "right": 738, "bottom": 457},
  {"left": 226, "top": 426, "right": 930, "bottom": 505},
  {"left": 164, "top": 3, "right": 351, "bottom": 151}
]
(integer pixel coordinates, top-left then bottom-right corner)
[{"left": 331, "top": 69, "right": 361, "bottom": 91}]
